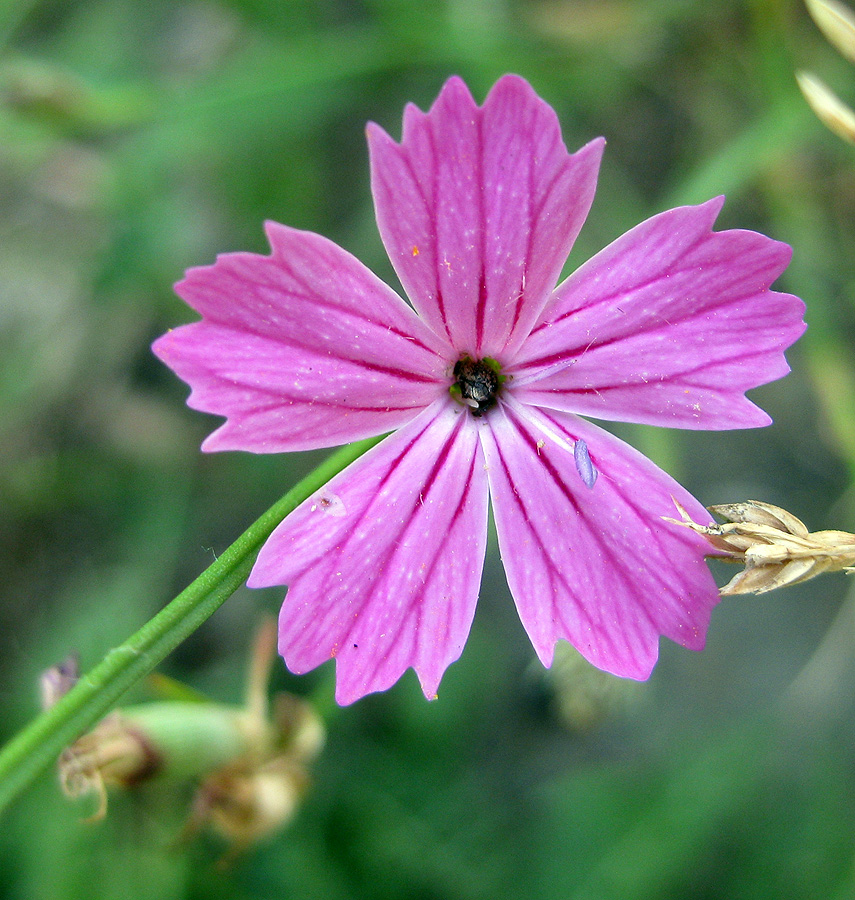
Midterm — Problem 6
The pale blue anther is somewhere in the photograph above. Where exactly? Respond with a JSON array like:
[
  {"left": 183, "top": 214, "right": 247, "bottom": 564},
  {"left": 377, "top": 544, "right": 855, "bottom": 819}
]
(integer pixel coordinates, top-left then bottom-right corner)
[{"left": 574, "top": 439, "right": 597, "bottom": 488}]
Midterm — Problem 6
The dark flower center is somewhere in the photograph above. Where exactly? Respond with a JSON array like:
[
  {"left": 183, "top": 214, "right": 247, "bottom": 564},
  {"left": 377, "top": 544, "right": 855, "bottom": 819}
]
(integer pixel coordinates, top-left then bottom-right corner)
[{"left": 452, "top": 356, "right": 502, "bottom": 417}]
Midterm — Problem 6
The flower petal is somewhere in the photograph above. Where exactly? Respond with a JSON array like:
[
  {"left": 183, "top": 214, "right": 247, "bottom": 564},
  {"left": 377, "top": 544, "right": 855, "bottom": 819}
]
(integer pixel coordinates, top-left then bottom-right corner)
[
  {"left": 368, "top": 75, "right": 604, "bottom": 359},
  {"left": 481, "top": 400, "right": 720, "bottom": 679},
  {"left": 153, "top": 222, "right": 450, "bottom": 452},
  {"left": 510, "top": 198, "right": 806, "bottom": 429},
  {"left": 248, "top": 400, "right": 488, "bottom": 704}
]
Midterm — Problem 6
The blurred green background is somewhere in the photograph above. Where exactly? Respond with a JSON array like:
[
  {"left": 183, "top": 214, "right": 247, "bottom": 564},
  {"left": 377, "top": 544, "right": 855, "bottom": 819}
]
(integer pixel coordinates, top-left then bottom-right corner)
[{"left": 2, "top": 0, "right": 855, "bottom": 897}]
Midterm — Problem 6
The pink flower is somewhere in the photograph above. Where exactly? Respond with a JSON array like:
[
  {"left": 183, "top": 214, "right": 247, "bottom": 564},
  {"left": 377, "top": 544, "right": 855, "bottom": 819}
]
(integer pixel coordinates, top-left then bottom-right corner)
[{"left": 154, "top": 75, "right": 805, "bottom": 704}]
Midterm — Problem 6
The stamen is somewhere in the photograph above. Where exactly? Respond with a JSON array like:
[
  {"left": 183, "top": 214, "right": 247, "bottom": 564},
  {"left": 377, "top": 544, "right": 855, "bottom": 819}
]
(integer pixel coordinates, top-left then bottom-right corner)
[{"left": 452, "top": 357, "right": 502, "bottom": 417}]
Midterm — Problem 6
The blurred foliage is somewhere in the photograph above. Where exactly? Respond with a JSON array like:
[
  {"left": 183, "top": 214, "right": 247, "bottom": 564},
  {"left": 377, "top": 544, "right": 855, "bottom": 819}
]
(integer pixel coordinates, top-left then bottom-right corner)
[{"left": 2, "top": 0, "right": 855, "bottom": 897}]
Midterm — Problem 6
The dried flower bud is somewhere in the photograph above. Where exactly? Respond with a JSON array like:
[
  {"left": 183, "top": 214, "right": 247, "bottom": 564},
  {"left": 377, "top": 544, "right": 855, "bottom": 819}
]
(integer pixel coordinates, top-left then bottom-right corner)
[
  {"left": 47, "top": 618, "right": 325, "bottom": 856},
  {"left": 666, "top": 500, "right": 855, "bottom": 595},
  {"left": 57, "top": 713, "right": 161, "bottom": 819},
  {"left": 186, "top": 733, "right": 315, "bottom": 863}
]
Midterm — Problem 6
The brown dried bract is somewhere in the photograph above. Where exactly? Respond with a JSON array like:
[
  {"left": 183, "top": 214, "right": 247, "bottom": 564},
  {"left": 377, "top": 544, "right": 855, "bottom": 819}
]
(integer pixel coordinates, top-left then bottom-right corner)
[{"left": 666, "top": 499, "right": 855, "bottom": 595}]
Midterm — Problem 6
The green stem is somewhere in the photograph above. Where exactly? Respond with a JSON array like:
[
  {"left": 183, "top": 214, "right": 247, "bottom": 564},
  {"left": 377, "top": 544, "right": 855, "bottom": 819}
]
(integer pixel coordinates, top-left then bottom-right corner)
[{"left": 0, "top": 435, "right": 383, "bottom": 815}]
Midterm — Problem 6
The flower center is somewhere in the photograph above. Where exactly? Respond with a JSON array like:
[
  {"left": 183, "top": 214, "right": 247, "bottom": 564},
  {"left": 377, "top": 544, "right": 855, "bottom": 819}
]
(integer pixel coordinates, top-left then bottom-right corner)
[{"left": 451, "top": 356, "right": 502, "bottom": 417}]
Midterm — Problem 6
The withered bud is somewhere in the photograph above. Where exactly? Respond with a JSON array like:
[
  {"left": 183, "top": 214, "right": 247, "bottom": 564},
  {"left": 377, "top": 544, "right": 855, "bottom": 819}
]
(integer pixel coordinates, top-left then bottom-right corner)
[
  {"left": 190, "top": 752, "right": 311, "bottom": 861},
  {"left": 57, "top": 713, "right": 161, "bottom": 820},
  {"left": 41, "top": 656, "right": 160, "bottom": 820},
  {"left": 179, "top": 693, "right": 323, "bottom": 864},
  {"left": 272, "top": 693, "right": 326, "bottom": 762},
  {"left": 666, "top": 500, "right": 855, "bottom": 595},
  {"left": 46, "top": 618, "right": 325, "bottom": 855}
]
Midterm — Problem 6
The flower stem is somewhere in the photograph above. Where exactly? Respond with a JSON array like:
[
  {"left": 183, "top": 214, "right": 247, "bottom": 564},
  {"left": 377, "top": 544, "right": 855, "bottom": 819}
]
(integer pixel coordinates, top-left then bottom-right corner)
[{"left": 0, "top": 435, "right": 383, "bottom": 815}]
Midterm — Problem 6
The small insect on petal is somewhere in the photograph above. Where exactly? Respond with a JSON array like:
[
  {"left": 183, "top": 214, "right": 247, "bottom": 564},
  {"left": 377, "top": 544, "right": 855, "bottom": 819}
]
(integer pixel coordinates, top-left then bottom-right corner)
[
  {"left": 310, "top": 491, "right": 347, "bottom": 517},
  {"left": 574, "top": 438, "right": 597, "bottom": 488}
]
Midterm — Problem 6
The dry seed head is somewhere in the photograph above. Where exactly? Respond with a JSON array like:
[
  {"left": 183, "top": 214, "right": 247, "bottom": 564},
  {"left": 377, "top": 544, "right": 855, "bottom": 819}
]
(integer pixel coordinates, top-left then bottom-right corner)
[
  {"left": 706, "top": 500, "right": 810, "bottom": 534},
  {"left": 665, "top": 499, "right": 855, "bottom": 595}
]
